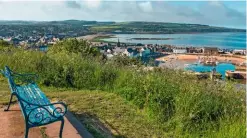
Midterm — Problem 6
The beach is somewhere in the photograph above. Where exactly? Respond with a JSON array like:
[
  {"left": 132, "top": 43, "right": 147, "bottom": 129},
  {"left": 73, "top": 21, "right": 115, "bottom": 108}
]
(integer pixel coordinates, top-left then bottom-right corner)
[
  {"left": 157, "top": 54, "right": 245, "bottom": 64},
  {"left": 77, "top": 34, "right": 113, "bottom": 41},
  {"left": 157, "top": 54, "right": 246, "bottom": 69},
  {"left": 77, "top": 34, "right": 100, "bottom": 41}
]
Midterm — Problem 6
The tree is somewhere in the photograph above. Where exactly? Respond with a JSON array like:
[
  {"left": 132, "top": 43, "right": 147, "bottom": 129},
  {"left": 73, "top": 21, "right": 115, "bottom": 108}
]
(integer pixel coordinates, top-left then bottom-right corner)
[
  {"left": 0, "top": 40, "right": 9, "bottom": 47},
  {"left": 0, "top": 40, "right": 14, "bottom": 51},
  {"left": 50, "top": 38, "right": 100, "bottom": 56},
  {"left": 109, "top": 55, "right": 142, "bottom": 67}
]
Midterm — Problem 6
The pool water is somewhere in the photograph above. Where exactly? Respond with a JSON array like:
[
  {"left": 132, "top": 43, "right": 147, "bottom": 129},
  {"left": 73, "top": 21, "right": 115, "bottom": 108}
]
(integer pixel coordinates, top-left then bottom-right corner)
[{"left": 185, "top": 63, "right": 235, "bottom": 78}]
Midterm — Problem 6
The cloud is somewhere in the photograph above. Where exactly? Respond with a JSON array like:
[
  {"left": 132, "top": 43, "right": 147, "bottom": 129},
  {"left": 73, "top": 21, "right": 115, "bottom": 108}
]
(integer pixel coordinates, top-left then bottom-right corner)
[
  {"left": 224, "top": 6, "right": 245, "bottom": 19},
  {"left": 176, "top": 8, "right": 202, "bottom": 18},
  {"left": 65, "top": 1, "right": 81, "bottom": 9},
  {"left": 138, "top": 1, "right": 153, "bottom": 13},
  {"left": 0, "top": 1, "right": 245, "bottom": 28},
  {"left": 84, "top": 0, "right": 101, "bottom": 9},
  {"left": 208, "top": 1, "right": 222, "bottom": 7},
  {"left": 198, "top": 1, "right": 246, "bottom": 27}
]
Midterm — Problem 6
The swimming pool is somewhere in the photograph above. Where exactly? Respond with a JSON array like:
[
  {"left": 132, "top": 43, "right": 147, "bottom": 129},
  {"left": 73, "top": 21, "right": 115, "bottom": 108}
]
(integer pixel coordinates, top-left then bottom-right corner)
[{"left": 185, "top": 63, "right": 235, "bottom": 78}]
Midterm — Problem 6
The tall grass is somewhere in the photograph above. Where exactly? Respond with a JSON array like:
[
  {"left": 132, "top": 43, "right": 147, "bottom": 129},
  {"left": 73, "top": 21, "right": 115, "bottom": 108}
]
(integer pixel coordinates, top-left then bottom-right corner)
[{"left": 0, "top": 39, "right": 245, "bottom": 137}]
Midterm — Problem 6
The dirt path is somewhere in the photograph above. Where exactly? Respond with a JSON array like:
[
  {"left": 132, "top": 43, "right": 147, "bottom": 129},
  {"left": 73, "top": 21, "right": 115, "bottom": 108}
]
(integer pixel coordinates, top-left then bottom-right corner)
[
  {"left": 0, "top": 104, "right": 42, "bottom": 138},
  {"left": 0, "top": 104, "right": 91, "bottom": 138}
]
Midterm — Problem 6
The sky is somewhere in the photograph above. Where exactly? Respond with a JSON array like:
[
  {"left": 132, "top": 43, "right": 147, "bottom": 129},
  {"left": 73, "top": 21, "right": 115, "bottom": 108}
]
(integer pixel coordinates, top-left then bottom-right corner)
[{"left": 0, "top": 0, "right": 246, "bottom": 29}]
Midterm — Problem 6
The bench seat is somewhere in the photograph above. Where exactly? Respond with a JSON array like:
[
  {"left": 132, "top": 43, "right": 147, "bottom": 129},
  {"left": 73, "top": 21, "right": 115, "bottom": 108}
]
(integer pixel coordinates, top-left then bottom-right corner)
[{"left": 16, "top": 83, "right": 61, "bottom": 127}]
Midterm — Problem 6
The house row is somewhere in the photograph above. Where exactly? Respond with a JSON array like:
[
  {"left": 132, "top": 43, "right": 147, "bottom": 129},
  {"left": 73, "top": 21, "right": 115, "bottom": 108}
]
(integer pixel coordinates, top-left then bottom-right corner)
[{"left": 100, "top": 46, "right": 154, "bottom": 59}]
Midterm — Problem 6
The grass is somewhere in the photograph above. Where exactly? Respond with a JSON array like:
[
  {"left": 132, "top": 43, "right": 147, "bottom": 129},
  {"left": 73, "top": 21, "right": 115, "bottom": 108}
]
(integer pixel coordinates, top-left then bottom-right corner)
[
  {"left": 0, "top": 77, "right": 13, "bottom": 106},
  {"left": 0, "top": 39, "right": 245, "bottom": 138},
  {"left": 40, "top": 127, "right": 49, "bottom": 138},
  {"left": 0, "top": 75, "right": 245, "bottom": 138},
  {"left": 0, "top": 76, "right": 167, "bottom": 138},
  {"left": 45, "top": 89, "right": 169, "bottom": 137}
]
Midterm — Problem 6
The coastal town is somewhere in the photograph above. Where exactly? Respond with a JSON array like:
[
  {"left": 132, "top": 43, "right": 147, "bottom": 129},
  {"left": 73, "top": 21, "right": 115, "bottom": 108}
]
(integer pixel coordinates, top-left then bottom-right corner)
[
  {"left": 91, "top": 37, "right": 246, "bottom": 80},
  {"left": 1, "top": 31, "right": 246, "bottom": 82},
  {"left": 0, "top": 1, "right": 246, "bottom": 137}
]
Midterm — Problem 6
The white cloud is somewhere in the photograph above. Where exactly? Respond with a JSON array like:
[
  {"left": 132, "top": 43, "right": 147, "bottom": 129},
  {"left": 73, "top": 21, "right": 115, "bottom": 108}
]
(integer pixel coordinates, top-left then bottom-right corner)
[
  {"left": 208, "top": 0, "right": 222, "bottom": 7},
  {"left": 138, "top": 1, "right": 153, "bottom": 12},
  {"left": 84, "top": 0, "right": 101, "bottom": 9},
  {"left": 0, "top": 1, "right": 245, "bottom": 28}
]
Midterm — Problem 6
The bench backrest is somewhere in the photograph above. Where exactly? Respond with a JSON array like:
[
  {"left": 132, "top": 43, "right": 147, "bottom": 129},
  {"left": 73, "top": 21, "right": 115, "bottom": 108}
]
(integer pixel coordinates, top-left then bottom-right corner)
[{"left": 4, "top": 66, "right": 17, "bottom": 94}]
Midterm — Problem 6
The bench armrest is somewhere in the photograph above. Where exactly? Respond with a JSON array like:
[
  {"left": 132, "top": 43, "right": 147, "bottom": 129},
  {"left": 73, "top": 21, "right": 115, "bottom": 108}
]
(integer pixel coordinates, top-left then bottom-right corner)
[
  {"left": 14, "top": 94, "right": 67, "bottom": 125},
  {"left": 26, "top": 101, "right": 68, "bottom": 117},
  {"left": 25, "top": 101, "right": 68, "bottom": 126}
]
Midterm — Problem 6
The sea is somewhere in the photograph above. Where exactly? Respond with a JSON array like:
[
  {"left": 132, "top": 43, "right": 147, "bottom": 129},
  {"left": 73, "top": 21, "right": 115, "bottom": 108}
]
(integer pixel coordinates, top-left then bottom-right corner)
[{"left": 102, "top": 32, "right": 246, "bottom": 49}]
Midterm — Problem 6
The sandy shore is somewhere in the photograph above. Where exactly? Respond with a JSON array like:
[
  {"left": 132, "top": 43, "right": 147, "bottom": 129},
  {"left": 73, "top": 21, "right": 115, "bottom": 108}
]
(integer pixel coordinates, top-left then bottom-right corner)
[
  {"left": 77, "top": 34, "right": 112, "bottom": 41},
  {"left": 157, "top": 54, "right": 246, "bottom": 65},
  {"left": 77, "top": 34, "right": 99, "bottom": 41},
  {"left": 157, "top": 54, "right": 246, "bottom": 69}
]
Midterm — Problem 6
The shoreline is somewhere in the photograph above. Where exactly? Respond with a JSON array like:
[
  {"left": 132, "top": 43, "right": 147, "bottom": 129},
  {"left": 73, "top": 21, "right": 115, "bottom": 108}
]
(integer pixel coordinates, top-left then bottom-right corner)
[{"left": 77, "top": 34, "right": 115, "bottom": 41}]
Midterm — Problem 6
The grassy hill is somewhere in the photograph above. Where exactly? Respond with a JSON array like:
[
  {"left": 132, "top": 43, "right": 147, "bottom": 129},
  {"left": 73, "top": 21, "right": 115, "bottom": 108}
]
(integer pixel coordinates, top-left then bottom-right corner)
[
  {"left": 0, "top": 76, "right": 245, "bottom": 138},
  {"left": 0, "top": 39, "right": 245, "bottom": 137}
]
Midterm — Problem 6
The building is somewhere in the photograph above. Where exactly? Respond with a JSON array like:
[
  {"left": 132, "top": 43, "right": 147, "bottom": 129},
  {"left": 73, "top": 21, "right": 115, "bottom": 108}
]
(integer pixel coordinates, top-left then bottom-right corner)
[
  {"left": 123, "top": 49, "right": 130, "bottom": 56},
  {"left": 10, "top": 38, "right": 20, "bottom": 45},
  {"left": 232, "top": 49, "right": 246, "bottom": 55},
  {"left": 117, "top": 38, "right": 120, "bottom": 47},
  {"left": 203, "top": 47, "right": 218, "bottom": 55},
  {"left": 113, "top": 47, "right": 125, "bottom": 55},
  {"left": 173, "top": 49, "right": 187, "bottom": 54},
  {"left": 186, "top": 47, "right": 203, "bottom": 53}
]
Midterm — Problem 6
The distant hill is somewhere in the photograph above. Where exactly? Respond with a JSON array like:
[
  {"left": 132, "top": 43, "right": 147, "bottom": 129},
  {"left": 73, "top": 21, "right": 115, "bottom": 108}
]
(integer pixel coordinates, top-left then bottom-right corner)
[
  {"left": 90, "top": 21, "right": 246, "bottom": 34},
  {"left": 0, "top": 20, "right": 245, "bottom": 37},
  {"left": 0, "top": 20, "right": 115, "bottom": 26}
]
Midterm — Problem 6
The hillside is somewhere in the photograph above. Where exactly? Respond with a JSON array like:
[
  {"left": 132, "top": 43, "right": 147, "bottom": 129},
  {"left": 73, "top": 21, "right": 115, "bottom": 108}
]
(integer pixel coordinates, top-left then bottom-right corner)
[
  {"left": 0, "top": 39, "right": 245, "bottom": 137},
  {"left": 0, "top": 20, "right": 245, "bottom": 37},
  {"left": 90, "top": 21, "right": 246, "bottom": 34}
]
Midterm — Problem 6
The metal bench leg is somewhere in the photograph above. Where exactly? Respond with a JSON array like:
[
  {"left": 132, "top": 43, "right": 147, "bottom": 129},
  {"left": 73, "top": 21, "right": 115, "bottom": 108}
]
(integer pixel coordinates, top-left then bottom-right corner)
[
  {"left": 59, "top": 119, "right": 64, "bottom": 138},
  {"left": 4, "top": 93, "right": 14, "bottom": 111},
  {"left": 25, "top": 125, "right": 29, "bottom": 138}
]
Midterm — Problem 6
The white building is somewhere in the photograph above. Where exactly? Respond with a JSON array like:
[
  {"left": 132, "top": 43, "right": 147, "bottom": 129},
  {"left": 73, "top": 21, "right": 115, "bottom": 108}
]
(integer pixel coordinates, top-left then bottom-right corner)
[
  {"left": 122, "top": 49, "right": 130, "bottom": 56},
  {"left": 107, "top": 49, "right": 112, "bottom": 53},
  {"left": 233, "top": 49, "right": 246, "bottom": 55},
  {"left": 173, "top": 49, "right": 187, "bottom": 54},
  {"left": 106, "top": 54, "right": 114, "bottom": 58}
]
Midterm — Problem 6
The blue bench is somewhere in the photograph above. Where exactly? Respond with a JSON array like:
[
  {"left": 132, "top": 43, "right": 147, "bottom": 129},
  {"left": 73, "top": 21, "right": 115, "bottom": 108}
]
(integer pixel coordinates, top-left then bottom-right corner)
[{"left": 1, "top": 66, "right": 67, "bottom": 138}]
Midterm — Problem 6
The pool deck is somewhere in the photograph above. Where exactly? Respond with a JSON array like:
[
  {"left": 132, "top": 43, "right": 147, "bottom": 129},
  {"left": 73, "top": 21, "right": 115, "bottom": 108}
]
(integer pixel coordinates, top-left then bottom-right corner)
[{"left": 225, "top": 71, "right": 246, "bottom": 79}]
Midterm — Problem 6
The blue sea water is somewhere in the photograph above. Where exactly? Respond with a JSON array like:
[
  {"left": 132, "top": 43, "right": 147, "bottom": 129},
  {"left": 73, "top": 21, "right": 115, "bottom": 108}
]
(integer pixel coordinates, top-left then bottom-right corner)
[
  {"left": 185, "top": 63, "right": 235, "bottom": 78},
  {"left": 103, "top": 32, "right": 246, "bottom": 49}
]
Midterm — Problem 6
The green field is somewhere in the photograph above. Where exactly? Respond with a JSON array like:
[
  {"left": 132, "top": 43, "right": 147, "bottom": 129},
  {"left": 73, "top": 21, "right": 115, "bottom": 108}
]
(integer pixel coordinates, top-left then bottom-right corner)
[{"left": 90, "top": 25, "right": 122, "bottom": 32}]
